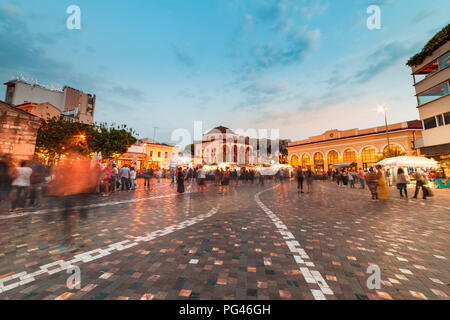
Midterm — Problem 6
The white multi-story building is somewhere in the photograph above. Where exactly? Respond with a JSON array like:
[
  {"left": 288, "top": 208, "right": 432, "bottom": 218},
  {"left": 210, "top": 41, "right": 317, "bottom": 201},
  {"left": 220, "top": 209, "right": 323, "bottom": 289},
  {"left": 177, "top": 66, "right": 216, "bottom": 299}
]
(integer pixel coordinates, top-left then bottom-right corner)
[
  {"left": 4, "top": 80, "right": 96, "bottom": 124},
  {"left": 409, "top": 26, "right": 449, "bottom": 160}
]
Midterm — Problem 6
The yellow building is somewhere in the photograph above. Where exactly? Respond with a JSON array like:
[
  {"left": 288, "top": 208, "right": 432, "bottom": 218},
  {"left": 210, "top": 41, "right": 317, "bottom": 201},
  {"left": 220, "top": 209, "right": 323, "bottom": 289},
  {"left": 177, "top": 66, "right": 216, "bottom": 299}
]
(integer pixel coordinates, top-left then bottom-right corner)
[
  {"left": 118, "top": 142, "right": 178, "bottom": 170},
  {"left": 288, "top": 120, "right": 423, "bottom": 171}
]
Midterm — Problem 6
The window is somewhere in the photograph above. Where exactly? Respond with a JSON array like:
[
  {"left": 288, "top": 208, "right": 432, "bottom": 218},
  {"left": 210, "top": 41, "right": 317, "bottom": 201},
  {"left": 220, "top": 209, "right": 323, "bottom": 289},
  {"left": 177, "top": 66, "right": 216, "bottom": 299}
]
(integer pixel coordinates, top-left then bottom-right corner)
[
  {"left": 301, "top": 154, "right": 311, "bottom": 168},
  {"left": 158, "top": 152, "right": 161, "bottom": 158},
  {"left": 444, "top": 112, "right": 450, "bottom": 125},
  {"left": 361, "top": 147, "right": 379, "bottom": 169},
  {"left": 383, "top": 144, "right": 403, "bottom": 157},
  {"left": 327, "top": 151, "right": 339, "bottom": 166},
  {"left": 5, "top": 86, "right": 14, "bottom": 104},
  {"left": 418, "top": 81, "right": 450, "bottom": 105},
  {"left": 423, "top": 117, "right": 437, "bottom": 130},
  {"left": 291, "top": 155, "right": 299, "bottom": 168},
  {"left": 314, "top": 153, "right": 324, "bottom": 171},
  {"left": 165, "top": 152, "right": 168, "bottom": 159},
  {"left": 437, "top": 114, "right": 444, "bottom": 126},
  {"left": 343, "top": 149, "right": 357, "bottom": 163},
  {"left": 438, "top": 52, "right": 450, "bottom": 70},
  {"left": 150, "top": 151, "right": 153, "bottom": 157}
]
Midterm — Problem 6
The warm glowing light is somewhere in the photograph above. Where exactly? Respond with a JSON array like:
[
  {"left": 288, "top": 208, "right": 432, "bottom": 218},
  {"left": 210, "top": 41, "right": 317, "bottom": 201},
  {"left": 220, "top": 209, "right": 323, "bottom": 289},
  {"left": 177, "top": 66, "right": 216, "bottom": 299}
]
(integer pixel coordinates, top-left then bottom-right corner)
[{"left": 378, "top": 104, "right": 386, "bottom": 113}]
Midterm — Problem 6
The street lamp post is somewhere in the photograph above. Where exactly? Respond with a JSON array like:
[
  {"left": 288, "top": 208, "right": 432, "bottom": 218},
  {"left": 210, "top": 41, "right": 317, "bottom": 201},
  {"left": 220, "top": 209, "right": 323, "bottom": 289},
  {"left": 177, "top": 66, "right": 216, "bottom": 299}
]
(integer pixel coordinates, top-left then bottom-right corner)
[{"left": 379, "top": 105, "right": 390, "bottom": 152}]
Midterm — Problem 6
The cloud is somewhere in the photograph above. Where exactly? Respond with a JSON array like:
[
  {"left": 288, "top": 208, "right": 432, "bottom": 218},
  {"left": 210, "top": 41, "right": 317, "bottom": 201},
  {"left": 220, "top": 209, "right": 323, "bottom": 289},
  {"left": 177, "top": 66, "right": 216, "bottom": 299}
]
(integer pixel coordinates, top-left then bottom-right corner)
[
  {"left": 411, "top": 8, "right": 437, "bottom": 24},
  {"left": 109, "top": 86, "right": 146, "bottom": 102},
  {"left": 0, "top": 3, "right": 22, "bottom": 21},
  {"left": 251, "top": 27, "right": 320, "bottom": 70},
  {"left": 242, "top": 80, "right": 289, "bottom": 96},
  {"left": 353, "top": 41, "right": 422, "bottom": 82},
  {"left": 300, "top": 1, "right": 329, "bottom": 20},
  {"left": 172, "top": 46, "right": 195, "bottom": 67}
]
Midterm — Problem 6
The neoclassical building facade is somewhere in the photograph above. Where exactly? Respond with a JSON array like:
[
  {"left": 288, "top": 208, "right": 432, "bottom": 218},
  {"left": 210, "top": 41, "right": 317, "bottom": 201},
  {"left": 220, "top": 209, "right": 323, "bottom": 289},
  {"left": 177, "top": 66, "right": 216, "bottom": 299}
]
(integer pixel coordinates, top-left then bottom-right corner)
[
  {"left": 287, "top": 120, "right": 423, "bottom": 171},
  {"left": 194, "top": 126, "right": 255, "bottom": 165}
]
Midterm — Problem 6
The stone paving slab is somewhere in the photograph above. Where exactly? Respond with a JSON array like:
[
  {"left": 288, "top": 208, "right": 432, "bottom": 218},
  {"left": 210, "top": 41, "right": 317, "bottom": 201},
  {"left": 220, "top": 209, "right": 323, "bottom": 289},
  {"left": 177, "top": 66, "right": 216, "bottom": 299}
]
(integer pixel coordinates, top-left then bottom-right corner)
[{"left": 0, "top": 180, "right": 448, "bottom": 300}]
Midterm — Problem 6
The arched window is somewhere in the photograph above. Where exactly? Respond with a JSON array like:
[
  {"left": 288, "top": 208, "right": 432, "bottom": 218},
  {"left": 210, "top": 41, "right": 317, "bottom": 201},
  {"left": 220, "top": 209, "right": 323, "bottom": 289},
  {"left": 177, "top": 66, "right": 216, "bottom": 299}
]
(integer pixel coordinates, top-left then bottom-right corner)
[
  {"left": 314, "top": 153, "right": 324, "bottom": 171},
  {"left": 327, "top": 151, "right": 339, "bottom": 166},
  {"left": 301, "top": 154, "right": 311, "bottom": 168},
  {"left": 291, "top": 155, "right": 299, "bottom": 168},
  {"left": 361, "top": 147, "right": 379, "bottom": 169},
  {"left": 343, "top": 149, "right": 357, "bottom": 163},
  {"left": 383, "top": 144, "right": 403, "bottom": 157}
]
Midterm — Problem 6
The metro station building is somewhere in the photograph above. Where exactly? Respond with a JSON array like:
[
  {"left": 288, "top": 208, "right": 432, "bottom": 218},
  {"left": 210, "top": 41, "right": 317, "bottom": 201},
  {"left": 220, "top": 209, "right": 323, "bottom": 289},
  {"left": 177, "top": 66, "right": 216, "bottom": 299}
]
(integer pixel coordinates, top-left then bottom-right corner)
[{"left": 287, "top": 120, "right": 423, "bottom": 171}]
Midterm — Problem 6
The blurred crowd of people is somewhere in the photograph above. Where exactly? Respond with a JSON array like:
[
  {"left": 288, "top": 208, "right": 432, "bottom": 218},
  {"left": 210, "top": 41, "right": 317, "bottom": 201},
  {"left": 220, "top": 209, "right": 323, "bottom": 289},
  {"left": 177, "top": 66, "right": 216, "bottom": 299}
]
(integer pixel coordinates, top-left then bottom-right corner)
[
  {"left": 1, "top": 151, "right": 439, "bottom": 214},
  {"left": 290, "top": 165, "right": 436, "bottom": 201}
]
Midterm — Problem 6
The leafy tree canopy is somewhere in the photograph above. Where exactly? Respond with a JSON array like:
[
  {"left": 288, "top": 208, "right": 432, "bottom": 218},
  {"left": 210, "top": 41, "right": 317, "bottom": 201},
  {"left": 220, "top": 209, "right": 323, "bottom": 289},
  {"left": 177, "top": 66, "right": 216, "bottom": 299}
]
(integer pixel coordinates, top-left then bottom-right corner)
[
  {"left": 35, "top": 118, "right": 137, "bottom": 162},
  {"left": 407, "top": 24, "right": 450, "bottom": 67}
]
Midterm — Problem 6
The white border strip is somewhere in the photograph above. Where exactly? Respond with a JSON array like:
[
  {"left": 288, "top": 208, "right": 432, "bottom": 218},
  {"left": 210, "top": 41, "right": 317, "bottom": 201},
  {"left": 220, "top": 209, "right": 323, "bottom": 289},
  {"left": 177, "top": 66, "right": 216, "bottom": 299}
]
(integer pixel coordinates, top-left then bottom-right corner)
[
  {"left": 0, "top": 203, "right": 221, "bottom": 295},
  {"left": 255, "top": 186, "right": 334, "bottom": 300}
]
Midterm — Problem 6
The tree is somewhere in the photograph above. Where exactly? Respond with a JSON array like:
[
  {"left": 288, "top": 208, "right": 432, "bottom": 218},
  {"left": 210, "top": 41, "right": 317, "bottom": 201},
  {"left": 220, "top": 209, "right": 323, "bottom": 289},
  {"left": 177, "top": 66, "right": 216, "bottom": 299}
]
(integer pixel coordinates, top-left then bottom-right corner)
[
  {"left": 35, "top": 118, "right": 91, "bottom": 163},
  {"left": 407, "top": 24, "right": 450, "bottom": 67},
  {"left": 35, "top": 118, "right": 137, "bottom": 162},
  {"left": 379, "top": 146, "right": 405, "bottom": 160},
  {"left": 87, "top": 123, "right": 137, "bottom": 160}
]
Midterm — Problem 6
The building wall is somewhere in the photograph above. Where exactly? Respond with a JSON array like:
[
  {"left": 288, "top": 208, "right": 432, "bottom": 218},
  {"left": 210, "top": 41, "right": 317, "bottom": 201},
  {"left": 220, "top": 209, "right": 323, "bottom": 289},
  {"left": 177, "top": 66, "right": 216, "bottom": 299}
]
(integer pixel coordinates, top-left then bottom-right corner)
[
  {"left": 411, "top": 40, "right": 450, "bottom": 150},
  {"left": 8, "top": 82, "right": 65, "bottom": 110},
  {"left": 0, "top": 101, "right": 40, "bottom": 164},
  {"left": 16, "top": 103, "right": 61, "bottom": 120},
  {"left": 143, "top": 144, "right": 178, "bottom": 167},
  {"left": 5, "top": 81, "right": 95, "bottom": 125},
  {"left": 288, "top": 130, "right": 422, "bottom": 171}
]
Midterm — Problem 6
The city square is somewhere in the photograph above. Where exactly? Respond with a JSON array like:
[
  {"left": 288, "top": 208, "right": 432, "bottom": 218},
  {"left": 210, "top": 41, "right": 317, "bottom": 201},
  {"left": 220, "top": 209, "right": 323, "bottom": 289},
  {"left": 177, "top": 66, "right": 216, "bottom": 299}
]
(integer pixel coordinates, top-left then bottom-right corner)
[
  {"left": 0, "top": 0, "right": 449, "bottom": 310},
  {"left": 0, "top": 178, "right": 448, "bottom": 301}
]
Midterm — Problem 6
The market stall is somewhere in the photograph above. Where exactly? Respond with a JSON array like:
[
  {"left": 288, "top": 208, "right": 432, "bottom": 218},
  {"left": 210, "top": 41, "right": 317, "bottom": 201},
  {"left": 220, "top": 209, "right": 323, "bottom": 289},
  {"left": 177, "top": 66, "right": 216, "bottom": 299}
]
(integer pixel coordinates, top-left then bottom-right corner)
[{"left": 375, "top": 156, "right": 444, "bottom": 189}]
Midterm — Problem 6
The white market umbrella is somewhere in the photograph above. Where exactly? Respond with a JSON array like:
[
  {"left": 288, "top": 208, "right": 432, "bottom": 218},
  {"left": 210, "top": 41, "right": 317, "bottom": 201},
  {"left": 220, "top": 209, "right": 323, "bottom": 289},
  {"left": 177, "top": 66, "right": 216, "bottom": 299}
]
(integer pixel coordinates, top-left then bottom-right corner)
[{"left": 375, "top": 156, "right": 438, "bottom": 168}]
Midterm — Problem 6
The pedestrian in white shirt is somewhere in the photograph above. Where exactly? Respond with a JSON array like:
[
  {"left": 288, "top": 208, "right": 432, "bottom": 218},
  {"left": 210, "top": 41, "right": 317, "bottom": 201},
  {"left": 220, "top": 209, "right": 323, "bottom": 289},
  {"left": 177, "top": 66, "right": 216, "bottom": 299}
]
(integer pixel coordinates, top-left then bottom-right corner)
[
  {"left": 130, "top": 167, "right": 137, "bottom": 190},
  {"left": 11, "top": 161, "right": 32, "bottom": 212}
]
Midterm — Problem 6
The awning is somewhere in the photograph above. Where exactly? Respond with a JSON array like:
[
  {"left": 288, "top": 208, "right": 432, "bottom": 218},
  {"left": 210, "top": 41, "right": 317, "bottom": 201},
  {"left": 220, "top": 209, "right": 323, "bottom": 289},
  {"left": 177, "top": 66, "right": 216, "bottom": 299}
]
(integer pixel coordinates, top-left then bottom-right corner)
[
  {"left": 331, "top": 162, "right": 357, "bottom": 168},
  {"left": 375, "top": 156, "right": 439, "bottom": 168}
]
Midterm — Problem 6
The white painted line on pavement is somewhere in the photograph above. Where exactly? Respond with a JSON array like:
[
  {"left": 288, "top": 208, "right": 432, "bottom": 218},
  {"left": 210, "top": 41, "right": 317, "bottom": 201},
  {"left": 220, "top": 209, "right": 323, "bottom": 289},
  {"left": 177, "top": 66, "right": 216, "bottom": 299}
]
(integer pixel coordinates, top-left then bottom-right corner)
[
  {"left": 255, "top": 186, "right": 334, "bottom": 301},
  {"left": 0, "top": 203, "right": 221, "bottom": 295}
]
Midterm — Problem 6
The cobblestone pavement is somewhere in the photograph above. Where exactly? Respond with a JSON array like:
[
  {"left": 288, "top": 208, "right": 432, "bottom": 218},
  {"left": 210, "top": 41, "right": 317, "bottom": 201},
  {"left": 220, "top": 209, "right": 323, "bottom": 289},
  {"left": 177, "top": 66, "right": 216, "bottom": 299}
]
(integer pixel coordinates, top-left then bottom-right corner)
[{"left": 0, "top": 178, "right": 448, "bottom": 300}]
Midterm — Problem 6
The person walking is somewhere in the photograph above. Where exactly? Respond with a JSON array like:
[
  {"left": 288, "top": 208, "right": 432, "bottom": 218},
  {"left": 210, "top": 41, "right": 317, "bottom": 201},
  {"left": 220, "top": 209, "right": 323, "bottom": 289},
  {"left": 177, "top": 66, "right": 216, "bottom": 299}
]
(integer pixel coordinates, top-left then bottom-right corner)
[
  {"left": 348, "top": 170, "right": 355, "bottom": 189},
  {"left": 336, "top": 169, "right": 341, "bottom": 186},
  {"left": 176, "top": 167, "right": 185, "bottom": 193},
  {"left": 144, "top": 167, "right": 153, "bottom": 189},
  {"left": 29, "top": 160, "right": 47, "bottom": 208},
  {"left": 413, "top": 169, "right": 428, "bottom": 199},
  {"left": 110, "top": 164, "right": 119, "bottom": 193},
  {"left": 305, "top": 168, "right": 314, "bottom": 193},
  {"left": 365, "top": 167, "right": 379, "bottom": 200},
  {"left": 102, "top": 163, "right": 112, "bottom": 196},
  {"left": 259, "top": 170, "right": 265, "bottom": 186},
  {"left": 0, "top": 154, "right": 13, "bottom": 212},
  {"left": 376, "top": 165, "right": 389, "bottom": 199},
  {"left": 130, "top": 167, "right": 137, "bottom": 190},
  {"left": 197, "top": 165, "right": 206, "bottom": 192},
  {"left": 342, "top": 170, "right": 348, "bottom": 187},
  {"left": 397, "top": 168, "right": 409, "bottom": 199},
  {"left": 376, "top": 165, "right": 389, "bottom": 200},
  {"left": 358, "top": 168, "right": 365, "bottom": 189},
  {"left": 120, "top": 164, "right": 131, "bottom": 191},
  {"left": 296, "top": 167, "right": 304, "bottom": 194},
  {"left": 10, "top": 161, "right": 32, "bottom": 212}
]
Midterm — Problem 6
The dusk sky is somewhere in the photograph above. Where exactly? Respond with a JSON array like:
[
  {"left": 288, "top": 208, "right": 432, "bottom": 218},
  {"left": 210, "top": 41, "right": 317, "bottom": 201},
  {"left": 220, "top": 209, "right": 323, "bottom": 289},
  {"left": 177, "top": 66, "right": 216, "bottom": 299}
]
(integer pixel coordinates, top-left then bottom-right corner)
[{"left": 0, "top": 0, "right": 449, "bottom": 147}]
